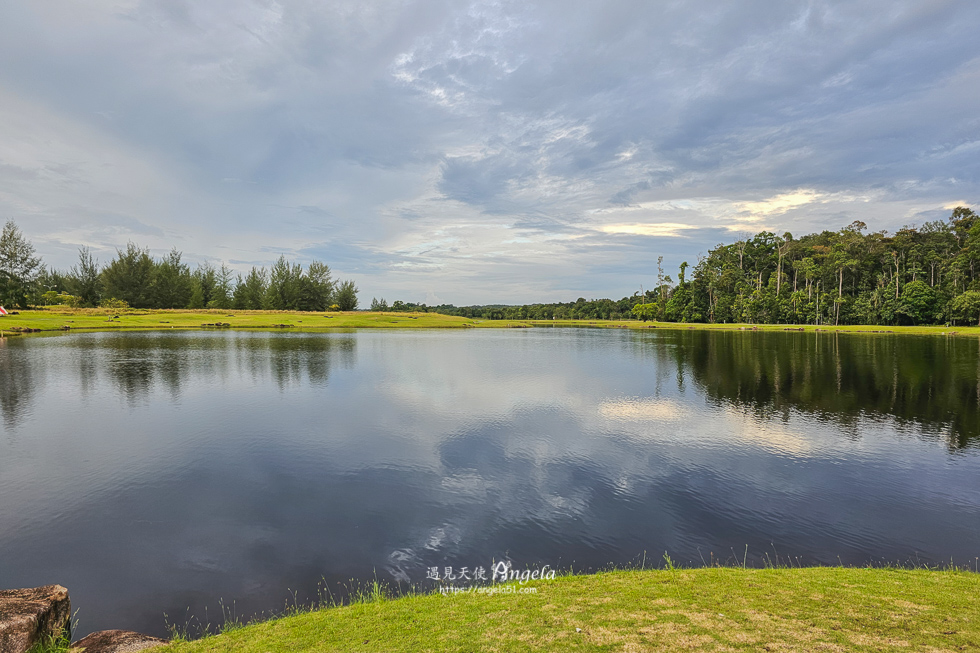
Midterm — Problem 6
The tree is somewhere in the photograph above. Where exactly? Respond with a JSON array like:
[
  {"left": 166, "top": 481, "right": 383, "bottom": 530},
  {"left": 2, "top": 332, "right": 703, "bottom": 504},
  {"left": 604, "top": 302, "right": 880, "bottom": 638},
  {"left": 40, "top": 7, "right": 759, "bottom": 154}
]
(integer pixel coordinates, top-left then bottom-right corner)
[
  {"left": 210, "top": 264, "right": 234, "bottom": 309},
  {"left": 67, "top": 247, "right": 103, "bottom": 307},
  {"left": 101, "top": 242, "right": 154, "bottom": 308},
  {"left": 631, "top": 302, "right": 656, "bottom": 321},
  {"left": 0, "top": 220, "right": 42, "bottom": 308},
  {"left": 951, "top": 291, "right": 980, "bottom": 326},
  {"left": 830, "top": 223, "right": 863, "bottom": 325},
  {"left": 665, "top": 261, "right": 692, "bottom": 321},
  {"left": 297, "top": 260, "right": 334, "bottom": 311},
  {"left": 334, "top": 279, "right": 359, "bottom": 311},
  {"left": 950, "top": 206, "right": 977, "bottom": 248},
  {"left": 189, "top": 262, "right": 217, "bottom": 309},
  {"left": 264, "top": 256, "right": 303, "bottom": 310},
  {"left": 233, "top": 267, "right": 267, "bottom": 310},
  {"left": 150, "top": 248, "right": 193, "bottom": 309},
  {"left": 371, "top": 297, "right": 389, "bottom": 311},
  {"left": 897, "top": 280, "right": 938, "bottom": 325}
]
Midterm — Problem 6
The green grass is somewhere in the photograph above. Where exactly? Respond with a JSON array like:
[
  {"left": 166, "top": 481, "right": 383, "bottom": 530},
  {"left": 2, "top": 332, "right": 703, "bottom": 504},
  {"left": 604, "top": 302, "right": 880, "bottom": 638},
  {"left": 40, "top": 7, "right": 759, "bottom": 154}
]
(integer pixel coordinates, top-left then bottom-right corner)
[
  {"left": 2, "top": 307, "right": 979, "bottom": 337},
  {"left": 0, "top": 307, "right": 480, "bottom": 333},
  {"left": 26, "top": 612, "right": 76, "bottom": 653},
  {"left": 26, "top": 634, "right": 71, "bottom": 653},
  {"left": 151, "top": 568, "right": 979, "bottom": 652}
]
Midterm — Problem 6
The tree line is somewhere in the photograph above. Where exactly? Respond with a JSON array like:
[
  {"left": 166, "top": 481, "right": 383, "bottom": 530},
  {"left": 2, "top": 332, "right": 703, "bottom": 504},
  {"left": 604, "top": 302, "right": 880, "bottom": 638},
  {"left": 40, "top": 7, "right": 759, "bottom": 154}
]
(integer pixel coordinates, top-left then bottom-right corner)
[
  {"left": 632, "top": 206, "right": 980, "bottom": 326},
  {"left": 369, "top": 297, "right": 644, "bottom": 320},
  {"left": 377, "top": 207, "right": 980, "bottom": 326},
  {"left": 0, "top": 221, "right": 358, "bottom": 311}
]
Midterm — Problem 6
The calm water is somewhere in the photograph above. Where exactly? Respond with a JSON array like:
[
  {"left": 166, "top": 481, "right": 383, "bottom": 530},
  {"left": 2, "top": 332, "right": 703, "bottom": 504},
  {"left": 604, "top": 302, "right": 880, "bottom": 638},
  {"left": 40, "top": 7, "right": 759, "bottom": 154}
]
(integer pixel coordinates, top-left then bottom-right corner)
[{"left": 1, "top": 329, "right": 979, "bottom": 637}]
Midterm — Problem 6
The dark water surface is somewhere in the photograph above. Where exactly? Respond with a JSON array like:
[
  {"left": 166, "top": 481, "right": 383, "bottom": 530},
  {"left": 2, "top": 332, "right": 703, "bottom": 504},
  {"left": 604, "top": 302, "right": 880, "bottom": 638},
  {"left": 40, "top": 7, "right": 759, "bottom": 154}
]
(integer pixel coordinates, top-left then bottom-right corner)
[{"left": 1, "top": 329, "right": 978, "bottom": 637}]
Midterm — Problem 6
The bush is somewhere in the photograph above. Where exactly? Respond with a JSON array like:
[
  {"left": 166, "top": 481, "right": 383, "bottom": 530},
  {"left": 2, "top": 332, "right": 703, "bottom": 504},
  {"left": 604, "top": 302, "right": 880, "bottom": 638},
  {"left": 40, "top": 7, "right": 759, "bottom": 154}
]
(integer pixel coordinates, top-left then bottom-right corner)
[{"left": 42, "top": 290, "right": 79, "bottom": 306}]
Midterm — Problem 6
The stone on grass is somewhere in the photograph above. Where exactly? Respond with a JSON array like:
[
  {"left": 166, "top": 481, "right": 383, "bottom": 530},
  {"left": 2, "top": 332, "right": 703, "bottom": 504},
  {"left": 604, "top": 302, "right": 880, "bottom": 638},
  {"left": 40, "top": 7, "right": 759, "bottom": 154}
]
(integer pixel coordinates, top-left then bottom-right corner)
[
  {"left": 0, "top": 585, "right": 71, "bottom": 653},
  {"left": 70, "top": 630, "right": 168, "bottom": 653}
]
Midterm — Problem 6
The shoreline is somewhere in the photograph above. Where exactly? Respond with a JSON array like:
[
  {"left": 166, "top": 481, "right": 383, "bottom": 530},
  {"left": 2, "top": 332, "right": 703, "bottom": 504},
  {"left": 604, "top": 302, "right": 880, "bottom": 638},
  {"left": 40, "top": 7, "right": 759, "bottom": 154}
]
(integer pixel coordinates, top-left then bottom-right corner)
[
  {"left": 3, "top": 308, "right": 979, "bottom": 337},
  {"left": 151, "top": 566, "right": 980, "bottom": 652}
]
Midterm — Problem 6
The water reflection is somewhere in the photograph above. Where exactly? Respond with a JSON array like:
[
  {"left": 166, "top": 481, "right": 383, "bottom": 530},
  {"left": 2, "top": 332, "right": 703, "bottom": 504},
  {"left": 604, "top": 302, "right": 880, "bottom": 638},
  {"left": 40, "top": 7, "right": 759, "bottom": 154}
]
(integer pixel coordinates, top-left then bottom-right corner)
[
  {"left": 633, "top": 330, "right": 980, "bottom": 448},
  {"left": 236, "top": 334, "right": 356, "bottom": 389},
  {"left": 0, "top": 332, "right": 358, "bottom": 413},
  {"left": 0, "top": 337, "right": 39, "bottom": 429},
  {"left": 5, "top": 330, "right": 976, "bottom": 440}
]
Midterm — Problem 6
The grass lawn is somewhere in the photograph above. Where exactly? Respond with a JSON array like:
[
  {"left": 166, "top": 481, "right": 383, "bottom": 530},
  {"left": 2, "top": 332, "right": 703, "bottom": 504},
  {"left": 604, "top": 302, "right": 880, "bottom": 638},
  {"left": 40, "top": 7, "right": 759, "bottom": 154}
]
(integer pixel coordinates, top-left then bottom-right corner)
[
  {"left": 0, "top": 307, "right": 480, "bottom": 332},
  {"left": 153, "top": 568, "right": 979, "bottom": 652},
  {"left": 2, "top": 307, "right": 979, "bottom": 337}
]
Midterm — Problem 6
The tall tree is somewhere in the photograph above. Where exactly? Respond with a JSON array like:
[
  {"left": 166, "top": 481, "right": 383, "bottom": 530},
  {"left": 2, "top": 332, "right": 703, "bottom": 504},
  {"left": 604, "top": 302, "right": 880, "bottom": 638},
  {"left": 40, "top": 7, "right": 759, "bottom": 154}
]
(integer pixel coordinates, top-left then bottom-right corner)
[
  {"left": 265, "top": 256, "right": 303, "bottom": 310},
  {"left": 233, "top": 267, "right": 267, "bottom": 310},
  {"left": 209, "top": 264, "right": 234, "bottom": 309},
  {"left": 67, "top": 247, "right": 103, "bottom": 307},
  {"left": 189, "top": 262, "right": 223, "bottom": 309},
  {"left": 0, "top": 220, "right": 41, "bottom": 308},
  {"left": 298, "top": 260, "right": 334, "bottom": 311},
  {"left": 334, "top": 279, "right": 359, "bottom": 311},
  {"left": 951, "top": 290, "right": 980, "bottom": 326},
  {"left": 101, "top": 242, "right": 154, "bottom": 308},
  {"left": 150, "top": 248, "right": 193, "bottom": 309}
]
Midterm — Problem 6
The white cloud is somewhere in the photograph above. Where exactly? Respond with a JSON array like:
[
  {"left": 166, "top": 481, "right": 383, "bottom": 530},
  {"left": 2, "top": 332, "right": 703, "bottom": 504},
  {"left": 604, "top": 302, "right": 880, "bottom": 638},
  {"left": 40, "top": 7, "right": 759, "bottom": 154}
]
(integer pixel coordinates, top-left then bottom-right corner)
[
  {"left": 599, "top": 223, "right": 698, "bottom": 238},
  {"left": 733, "top": 190, "right": 823, "bottom": 219}
]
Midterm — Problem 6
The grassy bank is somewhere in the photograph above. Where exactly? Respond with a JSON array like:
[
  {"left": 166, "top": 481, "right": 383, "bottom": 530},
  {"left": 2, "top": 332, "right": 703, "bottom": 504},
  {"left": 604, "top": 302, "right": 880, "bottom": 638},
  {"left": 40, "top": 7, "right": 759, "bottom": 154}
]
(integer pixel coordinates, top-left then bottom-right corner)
[
  {"left": 153, "top": 568, "right": 978, "bottom": 653},
  {"left": 1, "top": 307, "right": 979, "bottom": 336},
  {"left": 540, "top": 319, "right": 980, "bottom": 336},
  {"left": 0, "top": 308, "right": 478, "bottom": 332}
]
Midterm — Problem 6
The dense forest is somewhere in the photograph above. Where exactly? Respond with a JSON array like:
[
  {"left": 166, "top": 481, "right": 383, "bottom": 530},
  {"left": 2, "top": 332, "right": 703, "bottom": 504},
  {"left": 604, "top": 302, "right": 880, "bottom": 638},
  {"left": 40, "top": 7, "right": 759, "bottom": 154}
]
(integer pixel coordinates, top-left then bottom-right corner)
[
  {"left": 4, "top": 206, "right": 980, "bottom": 325},
  {"left": 656, "top": 206, "right": 980, "bottom": 327},
  {"left": 0, "top": 223, "right": 359, "bottom": 311},
  {"left": 378, "top": 207, "right": 980, "bottom": 326}
]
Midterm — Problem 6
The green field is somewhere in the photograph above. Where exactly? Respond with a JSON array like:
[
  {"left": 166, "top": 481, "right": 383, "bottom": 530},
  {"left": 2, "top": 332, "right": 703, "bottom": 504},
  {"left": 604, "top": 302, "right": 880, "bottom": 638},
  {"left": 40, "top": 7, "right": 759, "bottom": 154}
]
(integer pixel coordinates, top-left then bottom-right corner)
[
  {"left": 2, "top": 307, "right": 979, "bottom": 337},
  {"left": 0, "top": 308, "right": 479, "bottom": 332},
  {"left": 150, "top": 568, "right": 979, "bottom": 653}
]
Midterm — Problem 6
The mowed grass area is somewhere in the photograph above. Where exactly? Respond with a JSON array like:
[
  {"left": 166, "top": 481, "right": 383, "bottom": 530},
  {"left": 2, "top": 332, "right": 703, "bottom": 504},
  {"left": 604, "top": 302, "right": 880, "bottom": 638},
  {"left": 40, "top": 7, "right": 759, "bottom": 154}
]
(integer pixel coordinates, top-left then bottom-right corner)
[
  {"left": 2, "top": 307, "right": 980, "bottom": 337},
  {"left": 0, "top": 307, "right": 480, "bottom": 332},
  {"left": 156, "top": 568, "right": 979, "bottom": 653}
]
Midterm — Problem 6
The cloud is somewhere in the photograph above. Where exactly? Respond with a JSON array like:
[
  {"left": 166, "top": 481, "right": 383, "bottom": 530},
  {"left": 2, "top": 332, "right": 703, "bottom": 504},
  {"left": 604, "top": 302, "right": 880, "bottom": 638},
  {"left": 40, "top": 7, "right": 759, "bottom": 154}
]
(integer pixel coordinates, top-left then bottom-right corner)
[
  {"left": 734, "top": 190, "right": 823, "bottom": 219},
  {"left": 0, "top": 0, "right": 978, "bottom": 303},
  {"left": 599, "top": 223, "right": 698, "bottom": 238}
]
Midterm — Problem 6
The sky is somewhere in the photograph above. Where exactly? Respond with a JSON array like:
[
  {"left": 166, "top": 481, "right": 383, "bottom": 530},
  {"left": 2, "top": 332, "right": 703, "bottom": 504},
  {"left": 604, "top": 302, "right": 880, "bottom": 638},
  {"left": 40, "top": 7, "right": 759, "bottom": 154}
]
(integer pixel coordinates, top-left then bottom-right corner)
[{"left": 0, "top": 1, "right": 978, "bottom": 305}]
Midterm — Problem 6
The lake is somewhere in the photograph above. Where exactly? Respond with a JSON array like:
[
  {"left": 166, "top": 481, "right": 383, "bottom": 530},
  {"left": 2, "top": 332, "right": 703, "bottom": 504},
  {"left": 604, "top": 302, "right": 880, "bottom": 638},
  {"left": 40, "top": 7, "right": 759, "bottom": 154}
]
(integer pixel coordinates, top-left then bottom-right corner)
[{"left": 1, "top": 328, "right": 978, "bottom": 638}]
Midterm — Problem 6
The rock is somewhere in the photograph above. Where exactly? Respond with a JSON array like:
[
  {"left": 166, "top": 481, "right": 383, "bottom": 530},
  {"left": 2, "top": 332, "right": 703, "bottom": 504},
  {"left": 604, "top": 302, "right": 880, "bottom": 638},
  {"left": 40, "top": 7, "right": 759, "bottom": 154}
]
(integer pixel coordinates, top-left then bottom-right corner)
[
  {"left": 71, "top": 630, "right": 168, "bottom": 653},
  {"left": 0, "top": 585, "right": 71, "bottom": 653}
]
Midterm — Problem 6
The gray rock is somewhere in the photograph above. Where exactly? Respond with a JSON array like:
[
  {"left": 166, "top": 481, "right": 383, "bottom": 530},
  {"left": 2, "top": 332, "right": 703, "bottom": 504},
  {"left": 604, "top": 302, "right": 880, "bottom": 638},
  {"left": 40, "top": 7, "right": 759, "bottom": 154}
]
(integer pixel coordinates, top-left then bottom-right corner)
[
  {"left": 0, "top": 585, "right": 71, "bottom": 653},
  {"left": 70, "top": 630, "right": 168, "bottom": 653}
]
